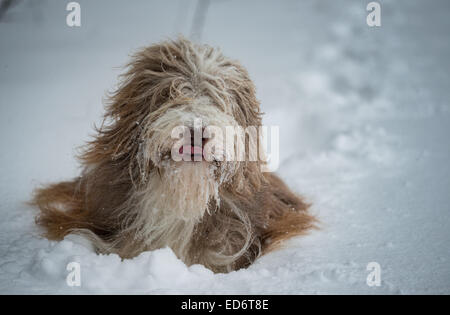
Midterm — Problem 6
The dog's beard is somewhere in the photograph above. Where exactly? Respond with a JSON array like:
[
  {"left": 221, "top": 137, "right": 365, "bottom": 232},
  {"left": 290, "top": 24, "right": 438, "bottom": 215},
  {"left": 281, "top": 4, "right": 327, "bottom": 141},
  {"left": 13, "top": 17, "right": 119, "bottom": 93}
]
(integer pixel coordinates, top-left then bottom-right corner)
[
  {"left": 122, "top": 160, "right": 222, "bottom": 258},
  {"left": 149, "top": 160, "right": 220, "bottom": 221}
]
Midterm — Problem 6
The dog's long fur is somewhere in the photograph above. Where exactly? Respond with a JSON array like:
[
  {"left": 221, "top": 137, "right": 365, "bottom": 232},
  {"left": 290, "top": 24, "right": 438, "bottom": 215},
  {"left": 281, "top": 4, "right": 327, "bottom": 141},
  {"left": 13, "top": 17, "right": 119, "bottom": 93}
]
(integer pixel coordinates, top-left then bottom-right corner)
[{"left": 31, "top": 38, "right": 315, "bottom": 273}]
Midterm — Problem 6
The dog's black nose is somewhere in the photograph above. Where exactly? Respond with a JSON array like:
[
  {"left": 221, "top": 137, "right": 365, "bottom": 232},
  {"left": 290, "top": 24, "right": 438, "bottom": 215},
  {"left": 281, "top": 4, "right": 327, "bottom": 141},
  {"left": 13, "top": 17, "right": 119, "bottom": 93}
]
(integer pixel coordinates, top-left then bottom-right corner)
[{"left": 189, "top": 127, "right": 208, "bottom": 146}]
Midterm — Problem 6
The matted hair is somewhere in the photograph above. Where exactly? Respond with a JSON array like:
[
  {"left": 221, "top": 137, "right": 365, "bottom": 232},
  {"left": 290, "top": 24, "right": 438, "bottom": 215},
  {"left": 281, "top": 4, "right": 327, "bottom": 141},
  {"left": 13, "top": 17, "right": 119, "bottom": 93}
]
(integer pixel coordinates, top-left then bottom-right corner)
[{"left": 31, "top": 37, "right": 315, "bottom": 273}]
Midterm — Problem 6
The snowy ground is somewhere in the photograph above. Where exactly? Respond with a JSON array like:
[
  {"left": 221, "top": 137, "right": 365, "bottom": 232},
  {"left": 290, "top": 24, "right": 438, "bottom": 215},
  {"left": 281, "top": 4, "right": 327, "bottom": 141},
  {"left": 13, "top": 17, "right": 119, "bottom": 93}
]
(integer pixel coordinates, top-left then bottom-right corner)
[{"left": 0, "top": 0, "right": 449, "bottom": 294}]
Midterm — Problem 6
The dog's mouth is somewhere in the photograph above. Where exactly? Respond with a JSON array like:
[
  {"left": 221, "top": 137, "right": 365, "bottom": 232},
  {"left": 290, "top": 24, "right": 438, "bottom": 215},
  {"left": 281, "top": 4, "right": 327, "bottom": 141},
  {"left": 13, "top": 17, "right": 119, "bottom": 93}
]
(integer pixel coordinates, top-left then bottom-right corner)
[
  {"left": 178, "top": 135, "right": 208, "bottom": 161},
  {"left": 179, "top": 144, "right": 204, "bottom": 161}
]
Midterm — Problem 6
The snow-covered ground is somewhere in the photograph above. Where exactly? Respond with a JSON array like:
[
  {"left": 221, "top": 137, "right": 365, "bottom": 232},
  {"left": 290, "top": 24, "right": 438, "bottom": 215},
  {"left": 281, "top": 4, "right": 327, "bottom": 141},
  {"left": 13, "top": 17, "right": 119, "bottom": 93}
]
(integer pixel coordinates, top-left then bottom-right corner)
[{"left": 1, "top": 0, "right": 449, "bottom": 294}]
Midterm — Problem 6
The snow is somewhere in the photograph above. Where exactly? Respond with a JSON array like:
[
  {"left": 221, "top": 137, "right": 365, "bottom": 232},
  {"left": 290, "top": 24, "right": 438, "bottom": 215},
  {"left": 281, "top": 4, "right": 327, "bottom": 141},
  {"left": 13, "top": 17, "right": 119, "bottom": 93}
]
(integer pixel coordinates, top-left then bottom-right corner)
[{"left": 1, "top": 0, "right": 450, "bottom": 294}]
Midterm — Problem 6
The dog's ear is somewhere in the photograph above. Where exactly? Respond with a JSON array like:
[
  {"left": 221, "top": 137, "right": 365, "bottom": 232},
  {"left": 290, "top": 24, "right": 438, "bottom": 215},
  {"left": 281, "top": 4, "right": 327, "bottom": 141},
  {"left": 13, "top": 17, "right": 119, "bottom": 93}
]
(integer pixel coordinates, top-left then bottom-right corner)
[
  {"left": 77, "top": 47, "right": 167, "bottom": 182},
  {"left": 79, "top": 38, "right": 194, "bottom": 168},
  {"left": 77, "top": 64, "right": 150, "bottom": 180}
]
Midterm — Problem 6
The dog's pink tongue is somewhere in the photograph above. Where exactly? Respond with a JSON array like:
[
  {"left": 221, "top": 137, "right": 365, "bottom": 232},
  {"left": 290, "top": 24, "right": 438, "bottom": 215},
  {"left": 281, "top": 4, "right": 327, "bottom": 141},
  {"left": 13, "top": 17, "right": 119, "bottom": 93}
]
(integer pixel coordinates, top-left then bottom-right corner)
[
  {"left": 191, "top": 146, "right": 203, "bottom": 155},
  {"left": 178, "top": 145, "right": 203, "bottom": 155}
]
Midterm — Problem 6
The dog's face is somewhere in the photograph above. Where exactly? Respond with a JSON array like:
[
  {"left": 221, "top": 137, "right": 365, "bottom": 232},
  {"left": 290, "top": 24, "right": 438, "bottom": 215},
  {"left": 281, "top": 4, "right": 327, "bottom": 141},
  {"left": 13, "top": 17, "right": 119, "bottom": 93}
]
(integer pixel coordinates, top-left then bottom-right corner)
[
  {"left": 141, "top": 95, "right": 241, "bottom": 221},
  {"left": 83, "top": 38, "right": 264, "bottom": 222}
]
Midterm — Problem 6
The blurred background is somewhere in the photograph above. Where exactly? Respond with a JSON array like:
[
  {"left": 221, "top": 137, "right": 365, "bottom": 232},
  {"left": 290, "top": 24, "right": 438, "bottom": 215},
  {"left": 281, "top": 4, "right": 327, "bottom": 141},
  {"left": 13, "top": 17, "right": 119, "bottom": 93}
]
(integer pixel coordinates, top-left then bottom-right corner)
[{"left": 0, "top": 0, "right": 449, "bottom": 294}]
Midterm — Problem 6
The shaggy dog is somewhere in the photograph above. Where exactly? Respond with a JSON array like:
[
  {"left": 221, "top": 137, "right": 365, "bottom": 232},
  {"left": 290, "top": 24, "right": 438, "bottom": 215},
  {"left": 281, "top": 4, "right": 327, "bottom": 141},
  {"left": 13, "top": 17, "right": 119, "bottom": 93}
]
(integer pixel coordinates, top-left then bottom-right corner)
[{"left": 32, "top": 38, "right": 315, "bottom": 273}]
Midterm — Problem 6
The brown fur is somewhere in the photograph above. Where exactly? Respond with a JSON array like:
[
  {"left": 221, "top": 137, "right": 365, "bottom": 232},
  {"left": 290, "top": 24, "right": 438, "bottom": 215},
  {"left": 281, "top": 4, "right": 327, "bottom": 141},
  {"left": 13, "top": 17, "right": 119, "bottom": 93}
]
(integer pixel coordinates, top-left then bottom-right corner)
[{"left": 31, "top": 37, "right": 316, "bottom": 273}]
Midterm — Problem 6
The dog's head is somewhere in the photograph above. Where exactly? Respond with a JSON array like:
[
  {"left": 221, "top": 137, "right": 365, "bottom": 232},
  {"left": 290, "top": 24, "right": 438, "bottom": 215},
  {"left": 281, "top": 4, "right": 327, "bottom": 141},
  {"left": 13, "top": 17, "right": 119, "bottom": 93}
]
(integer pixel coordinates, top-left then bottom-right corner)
[{"left": 81, "top": 38, "right": 265, "bottom": 222}]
